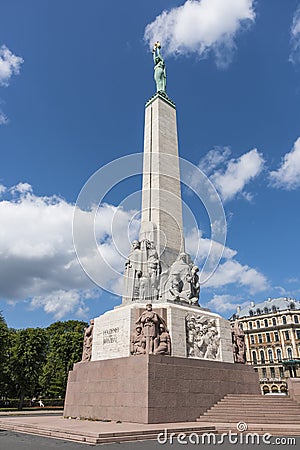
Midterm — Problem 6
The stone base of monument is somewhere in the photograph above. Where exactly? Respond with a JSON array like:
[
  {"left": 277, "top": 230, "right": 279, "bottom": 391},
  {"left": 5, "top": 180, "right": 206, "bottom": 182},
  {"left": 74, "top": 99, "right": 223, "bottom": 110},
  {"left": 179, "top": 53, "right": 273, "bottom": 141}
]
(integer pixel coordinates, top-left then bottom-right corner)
[
  {"left": 64, "top": 355, "right": 259, "bottom": 424},
  {"left": 91, "top": 302, "right": 234, "bottom": 363}
]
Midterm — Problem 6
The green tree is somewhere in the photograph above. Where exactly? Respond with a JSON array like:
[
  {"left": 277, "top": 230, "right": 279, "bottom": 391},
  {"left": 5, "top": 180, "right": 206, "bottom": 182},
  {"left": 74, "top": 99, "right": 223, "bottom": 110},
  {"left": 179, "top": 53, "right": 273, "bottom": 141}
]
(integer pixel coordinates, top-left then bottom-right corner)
[
  {"left": 0, "top": 311, "right": 9, "bottom": 396},
  {"left": 9, "top": 327, "right": 48, "bottom": 409},
  {"left": 40, "top": 320, "right": 86, "bottom": 398}
]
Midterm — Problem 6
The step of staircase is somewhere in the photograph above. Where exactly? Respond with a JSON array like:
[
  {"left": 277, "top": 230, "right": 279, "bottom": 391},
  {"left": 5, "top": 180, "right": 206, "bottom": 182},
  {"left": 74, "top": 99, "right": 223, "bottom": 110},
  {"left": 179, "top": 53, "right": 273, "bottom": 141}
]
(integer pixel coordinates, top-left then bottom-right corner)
[
  {"left": 196, "top": 394, "right": 300, "bottom": 426},
  {"left": 0, "top": 419, "right": 216, "bottom": 445}
]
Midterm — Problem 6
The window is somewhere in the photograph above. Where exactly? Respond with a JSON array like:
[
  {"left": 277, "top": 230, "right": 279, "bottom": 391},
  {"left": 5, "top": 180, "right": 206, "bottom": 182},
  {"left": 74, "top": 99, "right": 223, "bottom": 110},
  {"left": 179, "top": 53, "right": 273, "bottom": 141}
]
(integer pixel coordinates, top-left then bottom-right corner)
[
  {"left": 266, "top": 332, "right": 271, "bottom": 343},
  {"left": 270, "top": 367, "right": 275, "bottom": 378},
  {"left": 284, "top": 331, "right": 290, "bottom": 340},
  {"left": 250, "top": 335, "right": 255, "bottom": 344},
  {"left": 258, "top": 333, "right": 263, "bottom": 344},
  {"left": 249, "top": 310, "right": 254, "bottom": 316},
  {"left": 249, "top": 321, "right": 253, "bottom": 329},
  {"left": 296, "top": 330, "right": 300, "bottom": 340},
  {"left": 264, "top": 307, "right": 269, "bottom": 314},
  {"left": 264, "top": 319, "right": 268, "bottom": 327},
  {"left": 256, "top": 320, "right": 260, "bottom": 329},
  {"left": 272, "top": 305, "right": 277, "bottom": 313},
  {"left": 279, "top": 367, "right": 284, "bottom": 378},
  {"left": 260, "top": 350, "right": 265, "bottom": 364},
  {"left": 274, "top": 331, "right": 279, "bottom": 342},
  {"left": 268, "top": 349, "right": 273, "bottom": 363},
  {"left": 282, "top": 316, "right": 287, "bottom": 325},
  {"left": 290, "top": 302, "right": 295, "bottom": 310},
  {"left": 287, "top": 348, "right": 293, "bottom": 360},
  {"left": 272, "top": 317, "right": 277, "bottom": 326},
  {"left": 294, "top": 315, "right": 299, "bottom": 324},
  {"left": 262, "top": 368, "right": 267, "bottom": 377},
  {"left": 252, "top": 351, "right": 257, "bottom": 364},
  {"left": 277, "top": 348, "right": 282, "bottom": 362},
  {"left": 256, "top": 308, "right": 261, "bottom": 315}
]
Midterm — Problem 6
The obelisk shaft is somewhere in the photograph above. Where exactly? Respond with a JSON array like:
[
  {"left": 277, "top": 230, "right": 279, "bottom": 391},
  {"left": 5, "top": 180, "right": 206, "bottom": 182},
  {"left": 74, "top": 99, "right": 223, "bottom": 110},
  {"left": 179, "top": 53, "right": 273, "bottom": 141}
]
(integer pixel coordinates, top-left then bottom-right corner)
[{"left": 140, "top": 94, "right": 185, "bottom": 267}]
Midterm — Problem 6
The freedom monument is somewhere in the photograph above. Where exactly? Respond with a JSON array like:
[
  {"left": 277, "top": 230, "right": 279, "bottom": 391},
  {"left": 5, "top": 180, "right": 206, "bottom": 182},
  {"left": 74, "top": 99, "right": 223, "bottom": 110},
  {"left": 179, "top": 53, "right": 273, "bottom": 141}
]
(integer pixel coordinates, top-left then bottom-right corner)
[{"left": 64, "top": 43, "right": 259, "bottom": 423}]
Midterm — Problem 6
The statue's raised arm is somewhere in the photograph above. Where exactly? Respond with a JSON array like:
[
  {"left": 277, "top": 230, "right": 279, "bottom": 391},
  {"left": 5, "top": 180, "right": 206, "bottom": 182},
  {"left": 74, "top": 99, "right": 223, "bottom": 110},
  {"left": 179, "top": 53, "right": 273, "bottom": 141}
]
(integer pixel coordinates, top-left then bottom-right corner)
[{"left": 152, "top": 41, "right": 166, "bottom": 93}]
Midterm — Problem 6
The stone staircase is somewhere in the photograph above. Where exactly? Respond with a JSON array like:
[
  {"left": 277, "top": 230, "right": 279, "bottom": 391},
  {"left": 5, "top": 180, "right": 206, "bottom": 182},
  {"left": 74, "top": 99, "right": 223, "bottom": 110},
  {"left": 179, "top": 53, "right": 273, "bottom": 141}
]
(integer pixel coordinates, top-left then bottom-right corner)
[{"left": 196, "top": 394, "right": 300, "bottom": 435}]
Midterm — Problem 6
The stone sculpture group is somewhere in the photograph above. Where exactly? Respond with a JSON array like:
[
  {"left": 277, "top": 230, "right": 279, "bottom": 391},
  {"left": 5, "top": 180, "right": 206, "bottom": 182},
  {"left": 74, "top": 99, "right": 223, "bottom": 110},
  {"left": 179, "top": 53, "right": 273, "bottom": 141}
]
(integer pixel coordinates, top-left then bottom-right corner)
[
  {"left": 131, "top": 304, "right": 171, "bottom": 356},
  {"left": 124, "top": 239, "right": 200, "bottom": 306},
  {"left": 186, "top": 314, "right": 220, "bottom": 360}
]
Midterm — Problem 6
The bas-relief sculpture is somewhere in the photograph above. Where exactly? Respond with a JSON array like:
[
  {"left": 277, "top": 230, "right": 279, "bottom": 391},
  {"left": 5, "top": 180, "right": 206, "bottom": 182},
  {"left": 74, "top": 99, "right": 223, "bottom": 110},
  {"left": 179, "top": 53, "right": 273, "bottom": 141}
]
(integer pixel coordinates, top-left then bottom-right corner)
[
  {"left": 232, "top": 321, "right": 246, "bottom": 364},
  {"left": 186, "top": 314, "right": 220, "bottom": 360},
  {"left": 81, "top": 319, "right": 94, "bottom": 362},
  {"left": 131, "top": 304, "right": 171, "bottom": 355},
  {"left": 123, "top": 240, "right": 200, "bottom": 306}
]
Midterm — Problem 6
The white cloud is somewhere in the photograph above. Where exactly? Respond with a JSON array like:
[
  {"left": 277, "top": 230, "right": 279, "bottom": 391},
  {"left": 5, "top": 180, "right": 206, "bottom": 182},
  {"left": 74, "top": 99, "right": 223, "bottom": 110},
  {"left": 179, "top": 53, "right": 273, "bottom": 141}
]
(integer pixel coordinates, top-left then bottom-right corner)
[
  {"left": 203, "top": 259, "right": 268, "bottom": 293},
  {"left": 198, "top": 146, "right": 231, "bottom": 175},
  {"left": 144, "top": 0, "right": 255, "bottom": 68},
  {"left": 290, "top": 6, "right": 300, "bottom": 64},
  {"left": 269, "top": 137, "right": 300, "bottom": 190},
  {"left": 0, "top": 183, "right": 138, "bottom": 318},
  {"left": 30, "top": 289, "right": 92, "bottom": 320},
  {"left": 207, "top": 294, "right": 248, "bottom": 313},
  {"left": 0, "top": 45, "right": 23, "bottom": 87},
  {"left": 210, "top": 148, "right": 264, "bottom": 201},
  {"left": 185, "top": 226, "right": 269, "bottom": 294},
  {"left": 185, "top": 227, "right": 236, "bottom": 264},
  {"left": 0, "top": 111, "right": 8, "bottom": 125}
]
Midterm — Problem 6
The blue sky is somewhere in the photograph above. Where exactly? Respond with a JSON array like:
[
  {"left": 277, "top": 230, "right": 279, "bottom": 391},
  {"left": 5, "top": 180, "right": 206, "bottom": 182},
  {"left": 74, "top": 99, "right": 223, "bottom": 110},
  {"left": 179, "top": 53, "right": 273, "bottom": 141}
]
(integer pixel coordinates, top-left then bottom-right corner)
[{"left": 1, "top": 0, "right": 300, "bottom": 328}]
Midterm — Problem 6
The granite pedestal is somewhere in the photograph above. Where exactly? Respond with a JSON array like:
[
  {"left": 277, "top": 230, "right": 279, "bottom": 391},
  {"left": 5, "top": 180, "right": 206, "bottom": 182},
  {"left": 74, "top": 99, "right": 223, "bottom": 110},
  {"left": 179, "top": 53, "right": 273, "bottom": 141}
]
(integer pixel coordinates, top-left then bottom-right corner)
[{"left": 64, "top": 354, "right": 259, "bottom": 424}]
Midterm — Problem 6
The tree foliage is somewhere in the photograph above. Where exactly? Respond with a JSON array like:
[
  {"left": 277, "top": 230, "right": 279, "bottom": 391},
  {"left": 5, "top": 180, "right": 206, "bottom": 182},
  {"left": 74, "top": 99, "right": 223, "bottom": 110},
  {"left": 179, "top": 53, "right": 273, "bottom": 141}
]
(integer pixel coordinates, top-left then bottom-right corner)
[
  {"left": 0, "top": 315, "right": 87, "bottom": 408},
  {"left": 40, "top": 320, "right": 86, "bottom": 398},
  {"left": 9, "top": 327, "right": 48, "bottom": 408},
  {"left": 0, "top": 312, "right": 9, "bottom": 394}
]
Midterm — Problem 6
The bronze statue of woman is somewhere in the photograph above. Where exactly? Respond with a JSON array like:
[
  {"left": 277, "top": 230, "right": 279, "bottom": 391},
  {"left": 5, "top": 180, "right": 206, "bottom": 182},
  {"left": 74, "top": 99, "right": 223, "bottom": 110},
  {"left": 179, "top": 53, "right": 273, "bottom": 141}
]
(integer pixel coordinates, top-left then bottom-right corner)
[{"left": 152, "top": 41, "right": 166, "bottom": 93}]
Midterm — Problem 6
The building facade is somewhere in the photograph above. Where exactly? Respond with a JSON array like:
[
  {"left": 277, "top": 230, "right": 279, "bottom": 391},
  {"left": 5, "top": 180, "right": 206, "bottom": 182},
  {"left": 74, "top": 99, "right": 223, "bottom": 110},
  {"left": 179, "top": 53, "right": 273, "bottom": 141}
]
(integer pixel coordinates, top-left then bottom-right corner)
[{"left": 230, "top": 297, "right": 300, "bottom": 395}]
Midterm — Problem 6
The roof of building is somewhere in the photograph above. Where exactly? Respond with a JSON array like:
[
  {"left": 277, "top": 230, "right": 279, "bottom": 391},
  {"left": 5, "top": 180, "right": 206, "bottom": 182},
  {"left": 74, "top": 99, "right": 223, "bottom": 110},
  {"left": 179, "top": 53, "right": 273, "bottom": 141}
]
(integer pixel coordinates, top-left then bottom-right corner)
[{"left": 231, "top": 297, "right": 300, "bottom": 320}]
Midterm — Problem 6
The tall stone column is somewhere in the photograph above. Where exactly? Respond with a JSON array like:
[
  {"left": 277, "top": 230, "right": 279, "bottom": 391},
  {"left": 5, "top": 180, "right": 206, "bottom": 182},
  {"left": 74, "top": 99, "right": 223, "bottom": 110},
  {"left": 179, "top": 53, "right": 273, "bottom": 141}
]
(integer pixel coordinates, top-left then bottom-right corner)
[{"left": 140, "top": 93, "right": 185, "bottom": 268}]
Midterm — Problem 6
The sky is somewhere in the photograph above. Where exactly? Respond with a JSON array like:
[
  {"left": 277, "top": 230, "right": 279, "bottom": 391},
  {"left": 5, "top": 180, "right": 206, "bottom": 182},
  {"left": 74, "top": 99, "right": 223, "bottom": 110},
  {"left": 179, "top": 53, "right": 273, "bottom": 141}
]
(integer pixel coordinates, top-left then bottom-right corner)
[{"left": 1, "top": 0, "right": 300, "bottom": 329}]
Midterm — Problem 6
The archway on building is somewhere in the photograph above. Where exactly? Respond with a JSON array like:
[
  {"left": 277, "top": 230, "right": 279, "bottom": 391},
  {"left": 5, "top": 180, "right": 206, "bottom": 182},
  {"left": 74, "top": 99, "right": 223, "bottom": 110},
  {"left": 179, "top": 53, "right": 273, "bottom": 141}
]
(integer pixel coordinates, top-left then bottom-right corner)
[
  {"left": 280, "top": 385, "right": 287, "bottom": 394},
  {"left": 262, "top": 385, "right": 270, "bottom": 395},
  {"left": 271, "top": 385, "right": 279, "bottom": 393}
]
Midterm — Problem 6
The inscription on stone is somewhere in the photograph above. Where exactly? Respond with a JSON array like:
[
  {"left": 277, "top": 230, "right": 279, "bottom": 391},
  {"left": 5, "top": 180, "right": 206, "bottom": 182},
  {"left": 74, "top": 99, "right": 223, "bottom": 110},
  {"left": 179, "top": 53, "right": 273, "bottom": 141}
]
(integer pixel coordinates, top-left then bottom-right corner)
[{"left": 103, "top": 327, "right": 120, "bottom": 345}]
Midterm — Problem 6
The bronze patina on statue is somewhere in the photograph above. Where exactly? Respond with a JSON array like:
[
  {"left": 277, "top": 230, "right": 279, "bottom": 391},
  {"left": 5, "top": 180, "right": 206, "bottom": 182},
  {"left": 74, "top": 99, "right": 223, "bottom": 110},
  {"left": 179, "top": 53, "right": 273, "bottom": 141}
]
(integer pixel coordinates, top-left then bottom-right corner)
[{"left": 153, "top": 41, "right": 166, "bottom": 94}]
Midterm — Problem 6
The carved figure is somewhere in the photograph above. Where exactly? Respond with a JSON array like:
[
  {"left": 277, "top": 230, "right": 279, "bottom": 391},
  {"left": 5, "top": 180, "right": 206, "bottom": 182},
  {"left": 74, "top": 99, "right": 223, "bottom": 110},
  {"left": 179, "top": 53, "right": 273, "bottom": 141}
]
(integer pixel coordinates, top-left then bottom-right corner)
[
  {"left": 136, "top": 303, "right": 159, "bottom": 354},
  {"left": 131, "top": 326, "right": 146, "bottom": 355},
  {"left": 186, "top": 265, "right": 200, "bottom": 305},
  {"left": 168, "top": 272, "right": 183, "bottom": 300},
  {"left": 167, "top": 254, "right": 199, "bottom": 305},
  {"left": 204, "top": 328, "right": 220, "bottom": 359},
  {"left": 152, "top": 41, "right": 166, "bottom": 93},
  {"left": 186, "top": 318, "right": 197, "bottom": 356},
  {"left": 147, "top": 243, "right": 161, "bottom": 299},
  {"left": 139, "top": 276, "right": 149, "bottom": 302},
  {"left": 154, "top": 323, "right": 171, "bottom": 355},
  {"left": 232, "top": 321, "right": 246, "bottom": 363},
  {"left": 81, "top": 319, "right": 94, "bottom": 362},
  {"left": 136, "top": 304, "right": 170, "bottom": 355},
  {"left": 124, "top": 240, "right": 143, "bottom": 300}
]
